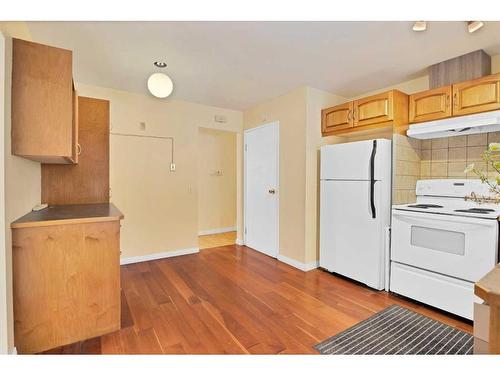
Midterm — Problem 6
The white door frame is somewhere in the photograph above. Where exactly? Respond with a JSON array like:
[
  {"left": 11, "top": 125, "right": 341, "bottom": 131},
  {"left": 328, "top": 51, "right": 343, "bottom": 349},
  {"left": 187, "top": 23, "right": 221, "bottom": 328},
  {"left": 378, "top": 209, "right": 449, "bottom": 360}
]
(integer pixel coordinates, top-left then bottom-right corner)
[{"left": 243, "top": 121, "right": 280, "bottom": 257}]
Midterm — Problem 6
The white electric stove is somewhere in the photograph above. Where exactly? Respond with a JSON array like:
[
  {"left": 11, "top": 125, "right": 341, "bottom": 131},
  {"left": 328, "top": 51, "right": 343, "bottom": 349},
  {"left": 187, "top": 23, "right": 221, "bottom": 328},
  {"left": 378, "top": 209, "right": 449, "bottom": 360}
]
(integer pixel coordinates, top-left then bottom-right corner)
[{"left": 390, "top": 179, "right": 500, "bottom": 319}]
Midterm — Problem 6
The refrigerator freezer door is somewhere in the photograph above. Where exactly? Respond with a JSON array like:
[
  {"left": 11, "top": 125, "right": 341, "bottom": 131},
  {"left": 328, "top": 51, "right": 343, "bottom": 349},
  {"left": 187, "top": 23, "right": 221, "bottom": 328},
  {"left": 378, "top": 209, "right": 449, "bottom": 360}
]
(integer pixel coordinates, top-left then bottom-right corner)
[
  {"left": 320, "top": 139, "right": 391, "bottom": 181},
  {"left": 319, "top": 180, "right": 386, "bottom": 290}
]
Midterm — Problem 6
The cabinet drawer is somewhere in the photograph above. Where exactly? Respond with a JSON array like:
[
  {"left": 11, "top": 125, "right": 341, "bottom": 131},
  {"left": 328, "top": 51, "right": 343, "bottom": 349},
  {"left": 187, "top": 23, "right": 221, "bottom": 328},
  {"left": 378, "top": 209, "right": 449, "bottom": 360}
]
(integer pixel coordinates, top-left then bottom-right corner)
[
  {"left": 390, "top": 262, "right": 480, "bottom": 320},
  {"left": 409, "top": 86, "right": 452, "bottom": 123}
]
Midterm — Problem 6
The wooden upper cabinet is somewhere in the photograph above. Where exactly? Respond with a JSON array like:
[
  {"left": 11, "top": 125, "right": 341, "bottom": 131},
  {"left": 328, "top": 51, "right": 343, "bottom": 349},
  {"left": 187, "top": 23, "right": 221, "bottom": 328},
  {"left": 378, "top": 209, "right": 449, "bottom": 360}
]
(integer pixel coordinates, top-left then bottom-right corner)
[
  {"left": 452, "top": 73, "right": 500, "bottom": 116},
  {"left": 12, "top": 38, "right": 78, "bottom": 164},
  {"left": 42, "top": 97, "right": 109, "bottom": 205},
  {"left": 353, "top": 91, "right": 394, "bottom": 127},
  {"left": 321, "top": 102, "right": 353, "bottom": 134},
  {"left": 409, "top": 86, "right": 452, "bottom": 123},
  {"left": 321, "top": 90, "right": 408, "bottom": 136}
]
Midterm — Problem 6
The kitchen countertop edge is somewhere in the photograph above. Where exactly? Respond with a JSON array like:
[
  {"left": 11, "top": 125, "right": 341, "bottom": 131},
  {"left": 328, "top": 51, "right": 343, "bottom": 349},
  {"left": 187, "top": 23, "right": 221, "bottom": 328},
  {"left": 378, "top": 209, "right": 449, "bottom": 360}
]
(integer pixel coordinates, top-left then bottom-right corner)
[{"left": 11, "top": 203, "right": 124, "bottom": 229}]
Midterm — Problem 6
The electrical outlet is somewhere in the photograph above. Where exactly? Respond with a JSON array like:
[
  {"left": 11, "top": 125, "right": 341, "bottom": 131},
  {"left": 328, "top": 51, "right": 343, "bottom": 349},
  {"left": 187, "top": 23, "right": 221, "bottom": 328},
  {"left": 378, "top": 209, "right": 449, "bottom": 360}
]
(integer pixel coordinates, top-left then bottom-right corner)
[
  {"left": 140, "top": 122, "right": 146, "bottom": 131},
  {"left": 170, "top": 163, "right": 176, "bottom": 172}
]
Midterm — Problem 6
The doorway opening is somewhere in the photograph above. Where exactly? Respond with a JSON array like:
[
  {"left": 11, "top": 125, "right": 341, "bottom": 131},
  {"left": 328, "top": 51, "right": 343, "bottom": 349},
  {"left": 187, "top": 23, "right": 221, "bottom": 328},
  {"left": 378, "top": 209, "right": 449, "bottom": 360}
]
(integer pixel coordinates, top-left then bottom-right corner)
[{"left": 197, "top": 128, "right": 237, "bottom": 249}]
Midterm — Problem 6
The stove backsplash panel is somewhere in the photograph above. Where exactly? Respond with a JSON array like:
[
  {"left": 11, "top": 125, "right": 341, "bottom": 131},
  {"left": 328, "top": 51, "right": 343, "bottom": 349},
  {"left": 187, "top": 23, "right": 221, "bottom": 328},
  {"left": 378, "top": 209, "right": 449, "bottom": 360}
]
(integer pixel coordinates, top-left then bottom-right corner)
[{"left": 393, "top": 131, "right": 500, "bottom": 204}]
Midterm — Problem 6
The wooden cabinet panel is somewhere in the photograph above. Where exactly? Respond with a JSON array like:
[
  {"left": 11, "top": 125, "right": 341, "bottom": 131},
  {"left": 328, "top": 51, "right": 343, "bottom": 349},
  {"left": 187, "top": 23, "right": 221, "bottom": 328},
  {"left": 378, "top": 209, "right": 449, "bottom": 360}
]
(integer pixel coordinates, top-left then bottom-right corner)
[
  {"left": 409, "top": 86, "right": 452, "bottom": 123},
  {"left": 12, "top": 38, "right": 77, "bottom": 163},
  {"left": 353, "top": 91, "right": 393, "bottom": 127},
  {"left": 42, "top": 97, "right": 109, "bottom": 205},
  {"left": 322, "top": 102, "right": 353, "bottom": 133},
  {"left": 452, "top": 73, "right": 500, "bottom": 116},
  {"left": 321, "top": 90, "right": 408, "bottom": 136},
  {"left": 12, "top": 220, "right": 121, "bottom": 353}
]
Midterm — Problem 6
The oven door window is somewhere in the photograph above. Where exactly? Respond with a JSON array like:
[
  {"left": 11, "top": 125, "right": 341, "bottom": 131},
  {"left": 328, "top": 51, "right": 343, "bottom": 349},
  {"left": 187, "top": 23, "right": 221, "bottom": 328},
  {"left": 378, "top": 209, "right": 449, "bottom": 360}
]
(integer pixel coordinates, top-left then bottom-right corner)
[{"left": 410, "top": 226, "right": 465, "bottom": 255}]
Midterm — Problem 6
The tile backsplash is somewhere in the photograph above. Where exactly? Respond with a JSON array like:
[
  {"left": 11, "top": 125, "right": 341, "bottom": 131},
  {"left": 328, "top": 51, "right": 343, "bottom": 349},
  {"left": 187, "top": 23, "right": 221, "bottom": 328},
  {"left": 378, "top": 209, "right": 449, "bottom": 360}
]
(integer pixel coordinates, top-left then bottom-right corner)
[
  {"left": 393, "top": 134, "right": 421, "bottom": 204},
  {"left": 420, "top": 132, "right": 500, "bottom": 180},
  {"left": 392, "top": 131, "right": 500, "bottom": 204}
]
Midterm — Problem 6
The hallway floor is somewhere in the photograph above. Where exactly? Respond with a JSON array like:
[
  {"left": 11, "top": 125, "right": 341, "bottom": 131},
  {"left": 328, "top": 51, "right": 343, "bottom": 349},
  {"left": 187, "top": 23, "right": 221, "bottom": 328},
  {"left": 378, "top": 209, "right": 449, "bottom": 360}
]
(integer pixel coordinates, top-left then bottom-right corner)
[{"left": 198, "top": 231, "right": 236, "bottom": 249}]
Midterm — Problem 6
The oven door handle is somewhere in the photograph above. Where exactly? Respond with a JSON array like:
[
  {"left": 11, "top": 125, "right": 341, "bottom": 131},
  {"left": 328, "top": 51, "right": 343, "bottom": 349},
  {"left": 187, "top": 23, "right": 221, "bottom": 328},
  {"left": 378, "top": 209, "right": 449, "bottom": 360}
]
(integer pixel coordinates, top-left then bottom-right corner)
[{"left": 370, "top": 140, "right": 377, "bottom": 219}]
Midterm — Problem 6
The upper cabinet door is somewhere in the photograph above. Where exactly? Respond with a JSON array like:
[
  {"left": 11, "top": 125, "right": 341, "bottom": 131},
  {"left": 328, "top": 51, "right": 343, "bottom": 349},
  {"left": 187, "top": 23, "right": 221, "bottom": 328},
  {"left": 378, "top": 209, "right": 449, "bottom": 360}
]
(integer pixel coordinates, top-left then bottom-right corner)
[
  {"left": 452, "top": 73, "right": 500, "bottom": 116},
  {"left": 12, "top": 38, "right": 76, "bottom": 164},
  {"left": 353, "top": 91, "right": 393, "bottom": 127},
  {"left": 322, "top": 102, "right": 353, "bottom": 134},
  {"left": 409, "top": 86, "right": 452, "bottom": 123}
]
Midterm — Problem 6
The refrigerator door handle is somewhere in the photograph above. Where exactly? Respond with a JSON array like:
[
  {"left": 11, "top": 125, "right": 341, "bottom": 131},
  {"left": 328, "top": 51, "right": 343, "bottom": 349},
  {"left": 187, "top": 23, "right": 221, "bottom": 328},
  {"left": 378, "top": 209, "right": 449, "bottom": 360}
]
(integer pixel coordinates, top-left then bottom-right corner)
[{"left": 369, "top": 140, "right": 377, "bottom": 219}]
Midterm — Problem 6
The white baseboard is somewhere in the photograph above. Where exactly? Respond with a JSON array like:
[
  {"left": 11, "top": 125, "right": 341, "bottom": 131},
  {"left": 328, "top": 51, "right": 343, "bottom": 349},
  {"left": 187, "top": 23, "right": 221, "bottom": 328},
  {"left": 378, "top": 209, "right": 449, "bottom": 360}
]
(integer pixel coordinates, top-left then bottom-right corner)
[
  {"left": 198, "top": 226, "right": 237, "bottom": 236},
  {"left": 120, "top": 247, "right": 199, "bottom": 265},
  {"left": 235, "top": 238, "right": 244, "bottom": 245},
  {"left": 10, "top": 347, "right": 17, "bottom": 355},
  {"left": 277, "top": 254, "right": 319, "bottom": 272}
]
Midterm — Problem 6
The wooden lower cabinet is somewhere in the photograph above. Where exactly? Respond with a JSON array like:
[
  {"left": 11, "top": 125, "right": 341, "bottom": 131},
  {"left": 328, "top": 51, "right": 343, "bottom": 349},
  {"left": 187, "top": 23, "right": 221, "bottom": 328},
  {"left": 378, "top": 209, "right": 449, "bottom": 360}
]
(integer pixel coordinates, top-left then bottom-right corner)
[
  {"left": 409, "top": 86, "right": 452, "bottom": 123},
  {"left": 12, "top": 219, "right": 121, "bottom": 354}
]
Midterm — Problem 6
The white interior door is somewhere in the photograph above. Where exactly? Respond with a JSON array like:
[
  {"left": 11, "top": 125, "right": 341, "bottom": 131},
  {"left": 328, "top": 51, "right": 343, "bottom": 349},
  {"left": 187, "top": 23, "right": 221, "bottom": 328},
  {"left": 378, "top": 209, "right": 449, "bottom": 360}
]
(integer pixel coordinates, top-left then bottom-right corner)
[{"left": 244, "top": 122, "right": 279, "bottom": 257}]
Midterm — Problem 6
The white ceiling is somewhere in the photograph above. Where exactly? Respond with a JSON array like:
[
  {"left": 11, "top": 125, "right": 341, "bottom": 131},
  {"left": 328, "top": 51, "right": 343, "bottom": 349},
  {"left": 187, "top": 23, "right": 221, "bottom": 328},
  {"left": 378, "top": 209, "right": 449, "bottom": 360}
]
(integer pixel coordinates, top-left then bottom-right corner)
[{"left": 27, "top": 21, "right": 500, "bottom": 110}]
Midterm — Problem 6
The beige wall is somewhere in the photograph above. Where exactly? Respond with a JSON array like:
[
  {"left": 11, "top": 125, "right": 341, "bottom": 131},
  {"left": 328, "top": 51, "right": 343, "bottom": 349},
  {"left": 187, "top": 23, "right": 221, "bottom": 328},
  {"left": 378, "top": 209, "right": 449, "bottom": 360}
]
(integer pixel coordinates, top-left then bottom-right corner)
[
  {"left": 197, "top": 128, "right": 236, "bottom": 233},
  {"left": 1, "top": 24, "right": 41, "bottom": 354},
  {"left": 243, "top": 86, "right": 346, "bottom": 265},
  {"left": 76, "top": 83, "right": 243, "bottom": 260}
]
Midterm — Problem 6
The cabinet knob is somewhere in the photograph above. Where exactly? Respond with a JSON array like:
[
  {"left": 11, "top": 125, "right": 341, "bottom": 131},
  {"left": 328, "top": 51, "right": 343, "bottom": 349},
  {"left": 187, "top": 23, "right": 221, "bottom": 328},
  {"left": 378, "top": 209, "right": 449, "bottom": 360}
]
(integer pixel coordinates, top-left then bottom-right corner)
[{"left": 77, "top": 143, "right": 82, "bottom": 155}]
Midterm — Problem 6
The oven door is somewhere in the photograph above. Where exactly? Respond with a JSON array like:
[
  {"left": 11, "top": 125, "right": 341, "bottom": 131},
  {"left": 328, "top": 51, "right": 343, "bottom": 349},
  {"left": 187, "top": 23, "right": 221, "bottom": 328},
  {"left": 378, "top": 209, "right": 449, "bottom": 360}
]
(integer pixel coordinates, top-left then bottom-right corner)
[{"left": 391, "top": 210, "right": 498, "bottom": 282}]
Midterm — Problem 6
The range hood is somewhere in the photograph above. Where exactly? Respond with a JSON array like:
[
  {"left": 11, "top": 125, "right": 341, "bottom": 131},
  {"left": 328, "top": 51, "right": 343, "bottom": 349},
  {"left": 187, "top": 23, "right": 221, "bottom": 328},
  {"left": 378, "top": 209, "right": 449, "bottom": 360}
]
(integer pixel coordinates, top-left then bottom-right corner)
[{"left": 407, "top": 110, "right": 500, "bottom": 139}]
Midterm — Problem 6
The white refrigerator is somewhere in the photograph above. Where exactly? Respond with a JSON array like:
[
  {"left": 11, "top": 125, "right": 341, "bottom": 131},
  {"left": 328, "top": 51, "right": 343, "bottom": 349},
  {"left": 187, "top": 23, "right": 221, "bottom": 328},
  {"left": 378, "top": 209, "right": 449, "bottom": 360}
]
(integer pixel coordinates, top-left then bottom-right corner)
[{"left": 319, "top": 139, "right": 392, "bottom": 290}]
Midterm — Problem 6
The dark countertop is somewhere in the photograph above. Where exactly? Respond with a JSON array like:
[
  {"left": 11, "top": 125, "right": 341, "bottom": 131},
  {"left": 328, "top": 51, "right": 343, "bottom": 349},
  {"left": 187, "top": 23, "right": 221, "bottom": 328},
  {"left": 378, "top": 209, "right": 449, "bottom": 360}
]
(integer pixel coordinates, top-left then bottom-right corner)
[{"left": 11, "top": 203, "right": 124, "bottom": 229}]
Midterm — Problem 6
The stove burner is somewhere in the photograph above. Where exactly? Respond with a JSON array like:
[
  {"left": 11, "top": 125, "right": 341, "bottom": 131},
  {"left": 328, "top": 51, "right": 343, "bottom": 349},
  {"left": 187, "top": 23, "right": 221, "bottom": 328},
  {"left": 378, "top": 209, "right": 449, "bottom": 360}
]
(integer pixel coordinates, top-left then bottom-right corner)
[
  {"left": 407, "top": 204, "right": 444, "bottom": 209},
  {"left": 454, "top": 208, "right": 495, "bottom": 214}
]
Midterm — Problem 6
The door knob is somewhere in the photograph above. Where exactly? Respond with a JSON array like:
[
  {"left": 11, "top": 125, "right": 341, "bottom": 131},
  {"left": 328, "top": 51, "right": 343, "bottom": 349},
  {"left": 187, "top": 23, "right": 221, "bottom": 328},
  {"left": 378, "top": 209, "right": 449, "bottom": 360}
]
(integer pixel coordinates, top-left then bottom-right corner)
[{"left": 268, "top": 188, "right": 276, "bottom": 194}]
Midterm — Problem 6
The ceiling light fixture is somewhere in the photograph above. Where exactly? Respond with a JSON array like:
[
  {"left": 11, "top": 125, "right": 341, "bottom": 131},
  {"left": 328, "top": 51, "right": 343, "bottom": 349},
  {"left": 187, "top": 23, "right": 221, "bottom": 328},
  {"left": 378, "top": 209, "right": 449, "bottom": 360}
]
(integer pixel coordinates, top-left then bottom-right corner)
[
  {"left": 467, "top": 21, "right": 484, "bottom": 33},
  {"left": 147, "top": 72, "right": 173, "bottom": 98},
  {"left": 147, "top": 61, "right": 173, "bottom": 98},
  {"left": 412, "top": 21, "right": 427, "bottom": 32},
  {"left": 154, "top": 61, "right": 167, "bottom": 68}
]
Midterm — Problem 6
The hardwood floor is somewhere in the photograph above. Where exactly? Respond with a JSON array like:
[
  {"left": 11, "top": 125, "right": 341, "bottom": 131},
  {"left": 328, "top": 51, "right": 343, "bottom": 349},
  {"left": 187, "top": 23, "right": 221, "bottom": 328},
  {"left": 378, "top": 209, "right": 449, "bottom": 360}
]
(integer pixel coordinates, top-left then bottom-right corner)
[
  {"left": 198, "top": 231, "right": 236, "bottom": 249},
  {"left": 42, "top": 244, "right": 472, "bottom": 354}
]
